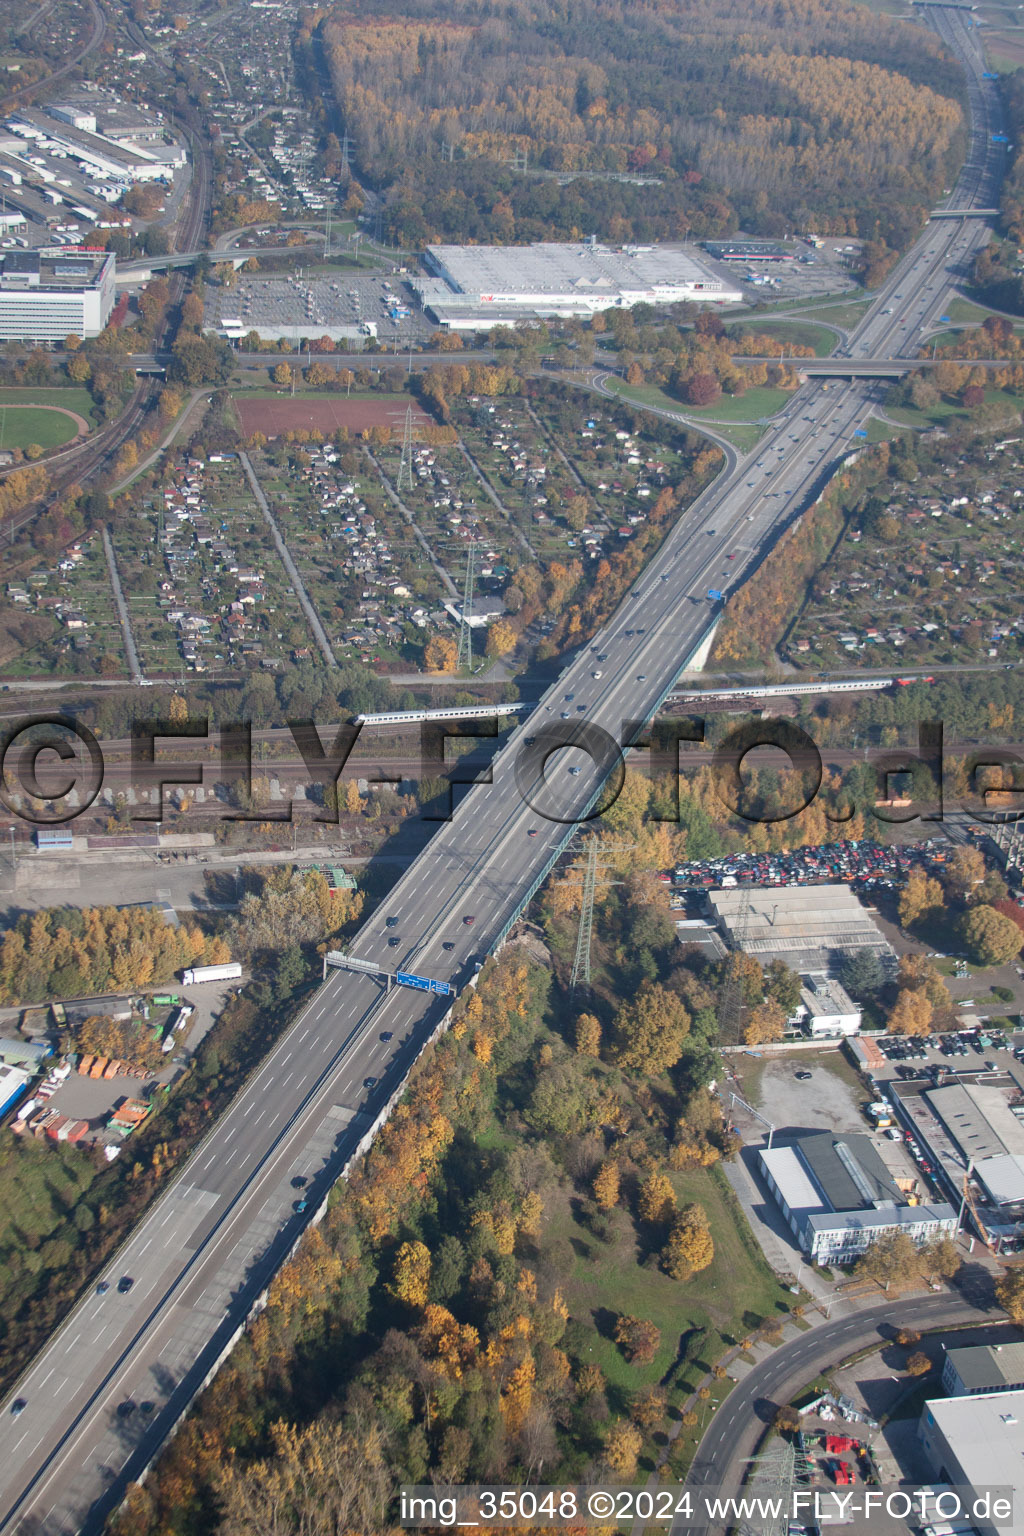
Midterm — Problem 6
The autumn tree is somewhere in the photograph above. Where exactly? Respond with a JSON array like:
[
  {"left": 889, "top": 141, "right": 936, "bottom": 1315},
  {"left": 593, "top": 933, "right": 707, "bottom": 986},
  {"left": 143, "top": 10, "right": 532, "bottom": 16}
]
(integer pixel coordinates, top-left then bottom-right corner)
[
  {"left": 424, "top": 633, "right": 458, "bottom": 673},
  {"left": 906, "top": 1350, "right": 932, "bottom": 1376},
  {"left": 609, "top": 981, "right": 689, "bottom": 1074},
  {"left": 272, "top": 362, "right": 293, "bottom": 387},
  {"left": 637, "top": 1171, "right": 676, "bottom": 1227},
  {"left": 888, "top": 988, "right": 933, "bottom": 1037},
  {"left": 593, "top": 1161, "right": 620, "bottom": 1211},
  {"left": 390, "top": 1240, "right": 431, "bottom": 1308},
  {"left": 614, "top": 1315, "right": 661, "bottom": 1365},
  {"left": 485, "top": 618, "right": 517, "bottom": 659},
  {"left": 961, "top": 905, "right": 1023, "bottom": 966},
  {"left": 854, "top": 1231, "right": 922, "bottom": 1290},
  {"left": 575, "top": 1012, "right": 601, "bottom": 1056},
  {"left": 661, "top": 1202, "right": 714, "bottom": 1281},
  {"left": 897, "top": 954, "right": 951, "bottom": 1013},
  {"left": 996, "top": 1268, "right": 1024, "bottom": 1326},
  {"left": 605, "top": 1420, "right": 643, "bottom": 1479},
  {"left": 744, "top": 997, "right": 786, "bottom": 1045},
  {"left": 945, "top": 845, "right": 986, "bottom": 901},
  {"left": 898, "top": 871, "right": 944, "bottom": 929}
]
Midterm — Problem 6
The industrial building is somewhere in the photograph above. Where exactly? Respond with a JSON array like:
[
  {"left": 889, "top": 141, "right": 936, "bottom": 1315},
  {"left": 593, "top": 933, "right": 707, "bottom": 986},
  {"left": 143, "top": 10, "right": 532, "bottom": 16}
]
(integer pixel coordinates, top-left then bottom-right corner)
[
  {"left": 0, "top": 248, "right": 115, "bottom": 342},
  {"left": 705, "top": 883, "right": 894, "bottom": 972},
  {"left": 941, "top": 1341, "right": 1024, "bottom": 1398},
  {"left": 917, "top": 1389, "right": 1023, "bottom": 1535},
  {"left": 414, "top": 241, "right": 743, "bottom": 330},
  {"left": 758, "top": 1130, "right": 957, "bottom": 1262},
  {"left": 0, "top": 1038, "right": 51, "bottom": 1069},
  {"left": 7, "top": 108, "right": 184, "bottom": 181},
  {"left": 794, "top": 973, "right": 861, "bottom": 1037},
  {"left": 0, "top": 1061, "right": 32, "bottom": 1119}
]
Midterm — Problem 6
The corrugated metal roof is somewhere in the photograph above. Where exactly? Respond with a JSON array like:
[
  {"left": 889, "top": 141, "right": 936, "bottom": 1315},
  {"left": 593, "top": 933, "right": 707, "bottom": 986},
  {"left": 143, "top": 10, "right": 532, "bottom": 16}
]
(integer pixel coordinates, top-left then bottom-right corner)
[{"left": 793, "top": 1130, "right": 903, "bottom": 1211}]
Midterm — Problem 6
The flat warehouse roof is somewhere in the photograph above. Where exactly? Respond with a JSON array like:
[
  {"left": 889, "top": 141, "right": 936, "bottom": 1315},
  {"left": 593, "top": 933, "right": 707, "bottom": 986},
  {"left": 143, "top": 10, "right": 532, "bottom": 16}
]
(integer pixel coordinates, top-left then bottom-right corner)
[
  {"left": 759, "top": 1145, "right": 827, "bottom": 1215},
  {"left": 928, "top": 1083, "right": 1024, "bottom": 1160},
  {"left": 426, "top": 241, "right": 727, "bottom": 297},
  {"left": 921, "top": 1389, "right": 1024, "bottom": 1494}
]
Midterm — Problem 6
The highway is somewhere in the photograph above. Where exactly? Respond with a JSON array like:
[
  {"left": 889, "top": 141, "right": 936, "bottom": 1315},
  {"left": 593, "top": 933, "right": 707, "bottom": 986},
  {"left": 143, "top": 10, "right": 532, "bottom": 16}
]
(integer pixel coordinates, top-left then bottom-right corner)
[{"left": 0, "top": 6, "right": 1007, "bottom": 1533}]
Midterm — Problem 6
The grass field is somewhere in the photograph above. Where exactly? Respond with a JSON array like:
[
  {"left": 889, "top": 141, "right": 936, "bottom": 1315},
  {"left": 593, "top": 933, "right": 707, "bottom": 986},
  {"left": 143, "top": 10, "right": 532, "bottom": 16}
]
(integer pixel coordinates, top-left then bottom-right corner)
[
  {"left": 789, "top": 298, "right": 873, "bottom": 328},
  {"left": 735, "top": 319, "right": 840, "bottom": 356},
  {"left": 551, "top": 1160, "right": 792, "bottom": 1416},
  {"left": 886, "top": 385, "right": 1024, "bottom": 431},
  {"left": 0, "top": 385, "right": 95, "bottom": 425},
  {"left": 943, "top": 297, "right": 996, "bottom": 325},
  {"left": 0, "top": 406, "right": 81, "bottom": 451},
  {"left": 605, "top": 379, "right": 767, "bottom": 450}
]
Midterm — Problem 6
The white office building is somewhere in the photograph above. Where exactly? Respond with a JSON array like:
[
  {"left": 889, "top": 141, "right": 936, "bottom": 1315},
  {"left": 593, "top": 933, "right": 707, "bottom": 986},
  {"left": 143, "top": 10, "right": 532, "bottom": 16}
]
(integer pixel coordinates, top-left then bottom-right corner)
[
  {"left": 758, "top": 1131, "right": 957, "bottom": 1262},
  {"left": 0, "top": 249, "right": 115, "bottom": 342}
]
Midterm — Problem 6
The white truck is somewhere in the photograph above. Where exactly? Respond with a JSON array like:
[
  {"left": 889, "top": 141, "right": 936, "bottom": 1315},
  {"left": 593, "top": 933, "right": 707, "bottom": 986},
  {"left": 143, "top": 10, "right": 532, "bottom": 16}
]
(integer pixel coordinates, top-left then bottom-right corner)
[
  {"left": 181, "top": 962, "right": 242, "bottom": 986},
  {"left": 359, "top": 321, "right": 378, "bottom": 338}
]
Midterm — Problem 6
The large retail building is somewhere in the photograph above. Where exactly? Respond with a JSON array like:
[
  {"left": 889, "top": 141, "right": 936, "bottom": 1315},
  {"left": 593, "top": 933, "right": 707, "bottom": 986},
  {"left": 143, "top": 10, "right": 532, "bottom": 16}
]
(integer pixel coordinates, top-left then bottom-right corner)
[{"left": 414, "top": 241, "right": 743, "bottom": 329}]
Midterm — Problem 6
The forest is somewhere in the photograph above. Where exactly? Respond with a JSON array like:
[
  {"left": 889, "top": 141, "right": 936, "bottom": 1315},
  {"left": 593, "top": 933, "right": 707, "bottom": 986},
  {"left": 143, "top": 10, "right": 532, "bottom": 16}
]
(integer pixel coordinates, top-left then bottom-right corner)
[{"left": 303, "top": 0, "right": 967, "bottom": 249}]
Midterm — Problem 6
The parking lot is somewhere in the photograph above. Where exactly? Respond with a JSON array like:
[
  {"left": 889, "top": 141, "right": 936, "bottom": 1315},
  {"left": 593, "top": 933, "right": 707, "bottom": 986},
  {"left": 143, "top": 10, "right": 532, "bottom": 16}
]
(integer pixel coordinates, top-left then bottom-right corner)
[
  {"left": 671, "top": 837, "right": 953, "bottom": 895},
  {"left": 206, "top": 268, "right": 433, "bottom": 344}
]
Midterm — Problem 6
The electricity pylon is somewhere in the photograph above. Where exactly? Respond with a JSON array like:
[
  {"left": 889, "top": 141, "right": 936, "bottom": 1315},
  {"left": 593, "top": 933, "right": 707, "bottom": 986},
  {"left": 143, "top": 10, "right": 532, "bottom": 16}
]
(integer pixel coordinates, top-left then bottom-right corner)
[
  {"left": 456, "top": 541, "right": 477, "bottom": 671},
  {"left": 397, "top": 404, "right": 415, "bottom": 493},
  {"left": 557, "top": 838, "right": 633, "bottom": 992}
]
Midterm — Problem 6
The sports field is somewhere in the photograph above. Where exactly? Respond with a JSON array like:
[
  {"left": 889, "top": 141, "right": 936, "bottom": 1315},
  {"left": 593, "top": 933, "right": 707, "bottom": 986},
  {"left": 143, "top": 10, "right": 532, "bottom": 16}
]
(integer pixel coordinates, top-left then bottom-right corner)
[
  {"left": 0, "top": 405, "right": 84, "bottom": 451},
  {"left": 234, "top": 392, "right": 432, "bottom": 440}
]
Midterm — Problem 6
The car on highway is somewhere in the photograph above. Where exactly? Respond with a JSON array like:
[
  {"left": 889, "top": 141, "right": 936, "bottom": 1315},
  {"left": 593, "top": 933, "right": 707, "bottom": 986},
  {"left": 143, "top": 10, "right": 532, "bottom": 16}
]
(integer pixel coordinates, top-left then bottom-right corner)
[
  {"left": 291, "top": 1175, "right": 307, "bottom": 1188},
  {"left": 118, "top": 1276, "right": 134, "bottom": 1294},
  {"left": 463, "top": 915, "right": 475, "bottom": 925},
  {"left": 569, "top": 765, "right": 581, "bottom": 775},
  {"left": 637, "top": 673, "right": 647, "bottom": 681},
  {"left": 96, "top": 1281, "right": 110, "bottom": 1295},
  {"left": 117, "top": 1401, "right": 135, "bottom": 1419},
  {"left": 561, "top": 711, "right": 571, "bottom": 719},
  {"left": 380, "top": 1031, "right": 393, "bottom": 1042},
  {"left": 10, "top": 1399, "right": 26, "bottom": 1418},
  {"left": 385, "top": 916, "right": 399, "bottom": 927},
  {"left": 140, "top": 1402, "right": 155, "bottom": 1416},
  {"left": 527, "top": 827, "right": 538, "bottom": 836},
  {"left": 442, "top": 941, "right": 455, "bottom": 951},
  {"left": 592, "top": 670, "right": 603, "bottom": 678},
  {"left": 387, "top": 936, "right": 401, "bottom": 947},
  {"left": 363, "top": 1077, "right": 378, "bottom": 1089},
  {"left": 293, "top": 1199, "right": 309, "bottom": 1214}
]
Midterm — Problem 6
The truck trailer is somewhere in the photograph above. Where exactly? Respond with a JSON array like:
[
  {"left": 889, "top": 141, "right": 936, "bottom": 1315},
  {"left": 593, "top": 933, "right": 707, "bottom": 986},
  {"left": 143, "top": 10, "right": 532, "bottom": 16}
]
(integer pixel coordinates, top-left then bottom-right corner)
[{"left": 181, "top": 962, "right": 242, "bottom": 986}]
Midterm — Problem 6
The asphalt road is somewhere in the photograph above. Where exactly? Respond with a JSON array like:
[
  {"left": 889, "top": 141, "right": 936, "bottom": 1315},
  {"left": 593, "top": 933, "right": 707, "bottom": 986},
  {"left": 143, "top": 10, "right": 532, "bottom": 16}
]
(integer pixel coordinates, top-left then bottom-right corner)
[
  {"left": 0, "top": 9, "right": 1007, "bottom": 1534},
  {"left": 678, "top": 1287, "right": 997, "bottom": 1536}
]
